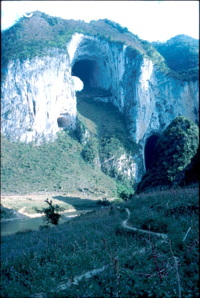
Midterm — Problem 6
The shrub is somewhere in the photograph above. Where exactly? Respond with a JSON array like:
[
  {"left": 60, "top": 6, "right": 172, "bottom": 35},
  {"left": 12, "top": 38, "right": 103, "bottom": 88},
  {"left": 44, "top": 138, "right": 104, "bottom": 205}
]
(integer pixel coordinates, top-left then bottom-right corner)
[{"left": 35, "top": 199, "right": 64, "bottom": 225}]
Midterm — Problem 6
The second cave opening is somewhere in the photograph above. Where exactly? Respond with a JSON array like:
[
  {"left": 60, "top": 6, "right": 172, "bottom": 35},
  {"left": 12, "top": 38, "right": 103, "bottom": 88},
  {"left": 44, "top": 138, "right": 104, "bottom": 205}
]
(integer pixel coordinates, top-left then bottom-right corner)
[{"left": 144, "top": 135, "right": 160, "bottom": 171}]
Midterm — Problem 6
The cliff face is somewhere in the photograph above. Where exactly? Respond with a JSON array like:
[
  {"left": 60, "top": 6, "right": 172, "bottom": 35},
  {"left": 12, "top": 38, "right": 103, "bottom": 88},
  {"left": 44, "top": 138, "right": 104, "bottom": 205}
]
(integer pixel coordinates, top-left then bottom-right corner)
[
  {"left": 2, "top": 49, "right": 76, "bottom": 144},
  {"left": 1, "top": 31, "right": 199, "bottom": 181},
  {"left": 124, "top": 57, "right": 199, "bottom": 145},
  {"left": 2, "top": 32, "right": 198, "bottom": 145}
]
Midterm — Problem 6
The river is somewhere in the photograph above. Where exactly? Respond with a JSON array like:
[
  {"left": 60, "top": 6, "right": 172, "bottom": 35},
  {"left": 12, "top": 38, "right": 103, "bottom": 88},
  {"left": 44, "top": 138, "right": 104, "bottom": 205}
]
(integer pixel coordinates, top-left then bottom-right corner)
[{"left": 1, "top": 210, "right": 92, "bottom": 236}]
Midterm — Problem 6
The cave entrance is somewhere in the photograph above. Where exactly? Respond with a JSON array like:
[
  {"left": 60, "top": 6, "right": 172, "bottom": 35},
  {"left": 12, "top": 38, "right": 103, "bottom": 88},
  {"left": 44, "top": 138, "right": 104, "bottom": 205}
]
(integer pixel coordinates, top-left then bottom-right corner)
[
  {"left": 144, "top": 135, "right": 160, "bottom": 171},
  {"left": 71, "top": 59, "right": 96, "bottom": 90}
]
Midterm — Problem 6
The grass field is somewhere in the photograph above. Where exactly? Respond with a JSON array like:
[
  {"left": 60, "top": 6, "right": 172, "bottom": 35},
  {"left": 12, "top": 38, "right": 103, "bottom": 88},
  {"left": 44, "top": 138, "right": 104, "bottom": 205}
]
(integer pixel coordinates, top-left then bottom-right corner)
[{"left": 1, "top": 187, "right": 198, "bottom": 297}]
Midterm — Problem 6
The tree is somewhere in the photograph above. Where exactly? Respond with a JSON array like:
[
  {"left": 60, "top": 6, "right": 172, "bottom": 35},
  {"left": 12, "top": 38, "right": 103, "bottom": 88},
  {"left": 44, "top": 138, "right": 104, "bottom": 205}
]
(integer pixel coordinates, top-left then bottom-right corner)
[{"left": 36, "top": 199, "right": 65, "bottom": 225}]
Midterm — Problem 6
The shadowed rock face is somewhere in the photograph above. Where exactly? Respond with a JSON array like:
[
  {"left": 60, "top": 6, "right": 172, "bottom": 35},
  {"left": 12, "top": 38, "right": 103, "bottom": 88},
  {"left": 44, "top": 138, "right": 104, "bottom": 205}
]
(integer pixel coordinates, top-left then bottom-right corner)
[{"left": 72, "top": 59, "right": 96, "bottom": 89}]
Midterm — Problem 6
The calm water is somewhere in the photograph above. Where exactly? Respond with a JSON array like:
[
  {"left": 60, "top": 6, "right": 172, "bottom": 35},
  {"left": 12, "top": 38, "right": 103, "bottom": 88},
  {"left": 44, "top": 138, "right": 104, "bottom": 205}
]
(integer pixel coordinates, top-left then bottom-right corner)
[{"left": 1, "top": 210, "right": 90, "bottom": 236}]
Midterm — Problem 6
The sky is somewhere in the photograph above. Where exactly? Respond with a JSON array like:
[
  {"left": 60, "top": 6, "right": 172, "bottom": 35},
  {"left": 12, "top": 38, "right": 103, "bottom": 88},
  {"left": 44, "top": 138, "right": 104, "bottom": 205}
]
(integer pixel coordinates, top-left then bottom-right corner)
[{"left": 1, "top": 1, "right": 199, "bottom": 42}]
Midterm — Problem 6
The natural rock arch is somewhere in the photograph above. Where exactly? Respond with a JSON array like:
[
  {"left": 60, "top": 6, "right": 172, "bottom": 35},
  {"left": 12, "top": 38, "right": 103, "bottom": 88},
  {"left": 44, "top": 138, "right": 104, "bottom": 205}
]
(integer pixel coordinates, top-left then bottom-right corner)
[
  {"left": 69, "top": 35, "right": 113, "bottom": 93},
  {"left": 144, "top": 134, "right": 160, "bottom": 171},
  {"left": 72, "top": 59, "right": 97, "bottom": 90}
]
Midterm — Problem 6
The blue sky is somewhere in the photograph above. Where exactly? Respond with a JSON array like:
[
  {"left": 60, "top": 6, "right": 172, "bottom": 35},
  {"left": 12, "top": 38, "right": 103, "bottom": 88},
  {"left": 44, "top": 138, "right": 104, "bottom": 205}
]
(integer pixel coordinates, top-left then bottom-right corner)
[{"left": 1, "top": 1, "right": 199, "bottom": 42}]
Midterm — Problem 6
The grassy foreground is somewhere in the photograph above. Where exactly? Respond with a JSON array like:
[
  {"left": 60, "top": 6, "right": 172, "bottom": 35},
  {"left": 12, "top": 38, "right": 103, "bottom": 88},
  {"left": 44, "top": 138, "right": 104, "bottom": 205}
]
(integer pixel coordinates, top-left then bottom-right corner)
[{"left": 1, "top": 187, "right": 198, "bottom": 297}]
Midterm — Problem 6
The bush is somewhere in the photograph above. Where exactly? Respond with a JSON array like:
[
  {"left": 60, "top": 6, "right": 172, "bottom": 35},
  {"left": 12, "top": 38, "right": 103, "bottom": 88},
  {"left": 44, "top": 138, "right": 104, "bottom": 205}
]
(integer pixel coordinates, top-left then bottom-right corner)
[{"left": 35, "top": 199, "right": 64, "bottom": 225}]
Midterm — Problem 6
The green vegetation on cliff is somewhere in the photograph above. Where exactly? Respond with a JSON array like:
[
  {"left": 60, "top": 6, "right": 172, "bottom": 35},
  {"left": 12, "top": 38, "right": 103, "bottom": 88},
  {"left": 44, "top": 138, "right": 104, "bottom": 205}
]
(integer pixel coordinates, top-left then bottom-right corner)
[
  {"left": 76, "top": 89, "right": 139, "bottom": 189},
  {"left": 1, "top": 89, "right": 139, "bottom": 197},
  {"left": 1, "top": 131, "right": 117, "bottom": 197},
  {"left": 1, "top": 11, "right": 144, "bottom": 68},
  {"left": 138, "top": 116, "right": 199, "bottom": 193},
  {"left": 152, "top": 35, "right": 199, "bottom": 81},
  {"left": 2, "top": 11, "right": 198, "bottom": 81}
]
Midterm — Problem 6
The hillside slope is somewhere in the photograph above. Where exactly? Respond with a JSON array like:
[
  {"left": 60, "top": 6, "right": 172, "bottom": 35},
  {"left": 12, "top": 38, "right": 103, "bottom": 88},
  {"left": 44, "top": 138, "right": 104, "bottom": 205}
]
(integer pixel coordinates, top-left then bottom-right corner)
[
  {"left": 1, "top": 89, "right": 139, "bottom": 196},
  {"left": 152, "top": 34, "right": 199, "bottom": 80}
]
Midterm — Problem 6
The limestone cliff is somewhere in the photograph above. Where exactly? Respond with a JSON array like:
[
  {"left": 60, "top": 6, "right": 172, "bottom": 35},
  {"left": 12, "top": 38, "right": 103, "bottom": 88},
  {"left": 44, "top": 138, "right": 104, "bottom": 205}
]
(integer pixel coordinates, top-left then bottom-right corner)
[
  {"left": 2, "top": 48, "right": 76, "bottom": 144},
  {"left": 1, "top": 12, "right": 199, "bottom": 181}
]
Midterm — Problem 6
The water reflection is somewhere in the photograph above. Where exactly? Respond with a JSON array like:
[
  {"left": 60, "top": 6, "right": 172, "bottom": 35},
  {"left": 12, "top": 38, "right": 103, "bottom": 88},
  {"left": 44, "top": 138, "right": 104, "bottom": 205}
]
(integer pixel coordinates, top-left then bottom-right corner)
[{"left": 1, "top": 210, "right": 90, "bottom": 236}]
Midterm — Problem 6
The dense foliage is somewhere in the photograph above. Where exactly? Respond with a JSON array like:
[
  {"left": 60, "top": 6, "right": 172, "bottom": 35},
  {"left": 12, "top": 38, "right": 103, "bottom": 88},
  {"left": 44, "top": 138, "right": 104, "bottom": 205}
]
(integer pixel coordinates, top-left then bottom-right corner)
[
  {"left": 152, "top": 35, "right": 199, "bottom": 81},
  {"left": 178, "top": 146, "right": 199, "bottom": 187},
  {"left": 137, "top": 116, "right": 199, "bottom": 193}
]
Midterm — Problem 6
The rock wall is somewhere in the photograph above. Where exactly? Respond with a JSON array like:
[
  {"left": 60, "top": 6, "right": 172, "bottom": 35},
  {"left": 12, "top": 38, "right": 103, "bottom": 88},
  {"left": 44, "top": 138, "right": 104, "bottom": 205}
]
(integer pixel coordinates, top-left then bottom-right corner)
[
  {"left": 1, "top": 33, "right": 199, "bottom": 180},
  {"left": 70, "top": 33, "right": 198, "bottom": 146},
  {"left": 1, "top": 48, "right": 76, "bottom": 144},
  {"left": 124, "top": 56, "right": 199, "bottom": 146}
]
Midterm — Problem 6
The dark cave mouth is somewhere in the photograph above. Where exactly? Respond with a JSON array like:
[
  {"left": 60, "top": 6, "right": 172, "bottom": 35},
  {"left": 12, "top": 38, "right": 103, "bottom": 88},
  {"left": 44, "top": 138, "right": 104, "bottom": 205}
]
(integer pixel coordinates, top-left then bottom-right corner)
[
  {"left": 144, "top": 135, "right": 160, "bottom": 171},
  {"left": 71, "top": 59, "right": 97, "bottom": 89}
]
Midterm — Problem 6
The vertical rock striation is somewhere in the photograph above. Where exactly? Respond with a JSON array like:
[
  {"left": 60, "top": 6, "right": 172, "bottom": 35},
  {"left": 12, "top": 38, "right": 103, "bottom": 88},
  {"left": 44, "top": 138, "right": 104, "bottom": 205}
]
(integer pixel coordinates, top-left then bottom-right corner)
[
  {"left": 123, "top": 53, "right": 199, "bottom": 146},
  {"left": 1, "top": 32, "right": 198, "bottom": 180},
  {"left": 1, "top": 49, "right": 76, "bottom": 144}
]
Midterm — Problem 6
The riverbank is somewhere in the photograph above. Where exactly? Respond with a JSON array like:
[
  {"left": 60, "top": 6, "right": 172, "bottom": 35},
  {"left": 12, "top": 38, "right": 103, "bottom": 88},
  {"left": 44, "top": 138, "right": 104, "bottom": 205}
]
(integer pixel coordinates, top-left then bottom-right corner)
[
  {"left": 1, "top": 209, "right": 95, "bottom": 236},
  {"left": 1, "top": 192, "right": 103, "bottom": 222}
]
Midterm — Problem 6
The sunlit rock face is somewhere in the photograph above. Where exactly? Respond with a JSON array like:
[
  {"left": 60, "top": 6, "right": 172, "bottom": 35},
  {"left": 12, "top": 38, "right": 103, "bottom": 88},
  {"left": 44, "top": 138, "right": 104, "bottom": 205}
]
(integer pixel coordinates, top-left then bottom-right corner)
[
  {"left": 72, "top": 76, "right": 84, "bottom": 91},
  {"left": 1, "top": 33, "right": 199, "bottom": 152},
  {"left": 1, "top": 49, "right": 76, "bottom": 144},
  {"left": 123, "top": 54, "right": 199, "bottom": 146},
  {"left": 70, "top": 34, "right": 198, "bottom": 144}
]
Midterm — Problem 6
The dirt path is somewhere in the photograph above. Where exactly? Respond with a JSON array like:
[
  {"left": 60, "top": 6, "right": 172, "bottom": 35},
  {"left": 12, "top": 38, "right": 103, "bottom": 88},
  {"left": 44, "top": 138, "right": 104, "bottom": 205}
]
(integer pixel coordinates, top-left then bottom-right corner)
[
  {"left": 37, "top": 207, "right": 168, "bottom": 296},
  {"left": 122, "top": 208, "right": 168, "bottom": 240}
]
